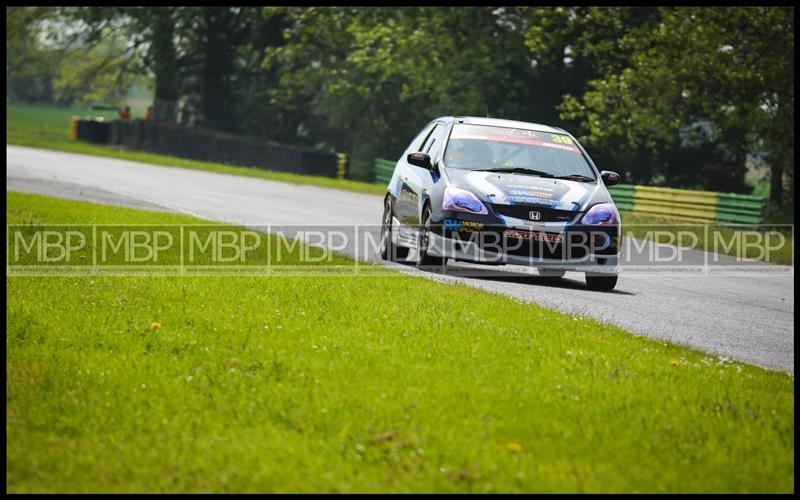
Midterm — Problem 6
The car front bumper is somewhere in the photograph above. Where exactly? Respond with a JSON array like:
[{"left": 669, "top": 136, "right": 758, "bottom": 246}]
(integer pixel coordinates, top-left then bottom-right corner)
[{"left": 426, "top": 231, "right": 620, "bottom": 273}]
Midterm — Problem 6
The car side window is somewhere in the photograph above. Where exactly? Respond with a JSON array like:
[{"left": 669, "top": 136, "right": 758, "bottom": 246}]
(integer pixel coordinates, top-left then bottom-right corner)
[
  {"left": 407, "top": 122, "right": 437, "bottom": 153},
  {"left": 422, "top": 123, "right": 445, "bottom": 156}
]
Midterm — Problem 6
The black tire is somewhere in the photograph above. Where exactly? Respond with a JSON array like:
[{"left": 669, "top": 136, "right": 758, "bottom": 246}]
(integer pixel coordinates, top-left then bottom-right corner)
[
  {"left": 585, "top": 274, "right": 618, "bottom": 291},
  {"left": 380, "top": 197, "right": 408, "bottom": 262},
  {"left": 417, "top": 206, "right": 447, "bottom": 271}
]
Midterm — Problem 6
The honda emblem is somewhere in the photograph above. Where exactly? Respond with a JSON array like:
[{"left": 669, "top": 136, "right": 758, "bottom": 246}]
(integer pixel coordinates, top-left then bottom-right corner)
[{"left": 529, "top": 211, "right": 541, "bottom": 221}]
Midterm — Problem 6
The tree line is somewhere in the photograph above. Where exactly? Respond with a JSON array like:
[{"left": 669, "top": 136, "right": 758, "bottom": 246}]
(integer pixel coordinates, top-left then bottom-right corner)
[{"left": 7, "top": 6, "right": 794, "bottom": 211}]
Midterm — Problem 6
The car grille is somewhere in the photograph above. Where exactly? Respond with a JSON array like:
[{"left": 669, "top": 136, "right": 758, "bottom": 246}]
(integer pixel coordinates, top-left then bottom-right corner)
[{"left": 490, "top": 204, "right": 578, "bottom": 223}]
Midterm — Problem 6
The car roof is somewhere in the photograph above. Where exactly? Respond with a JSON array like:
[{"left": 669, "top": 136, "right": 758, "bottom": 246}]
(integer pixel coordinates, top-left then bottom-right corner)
[{"left": 435, "top": 116, "right": 568, "bottom": 135}]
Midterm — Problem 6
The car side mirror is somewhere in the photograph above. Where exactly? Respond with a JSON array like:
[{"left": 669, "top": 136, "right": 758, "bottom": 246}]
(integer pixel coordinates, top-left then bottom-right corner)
[
  {"left": 407, "top": 152, "right": 433, "bottom": 171},
  {"left": 600, "top": 170, "right": 621, "bottom": 186}
]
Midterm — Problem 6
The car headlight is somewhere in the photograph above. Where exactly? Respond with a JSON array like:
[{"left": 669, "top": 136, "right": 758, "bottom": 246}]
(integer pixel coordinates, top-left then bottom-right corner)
[
  {"left": 442, "top": 187, "right": 488, "bottom": 215},
  {"left": 580, "top": 202, "right": 619, "bottom": 225}
]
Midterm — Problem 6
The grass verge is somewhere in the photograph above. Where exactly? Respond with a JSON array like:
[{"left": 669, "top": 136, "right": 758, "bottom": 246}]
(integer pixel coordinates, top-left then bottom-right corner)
[{"left": 6, "top": 192, "right": 794, "bottom": 493}]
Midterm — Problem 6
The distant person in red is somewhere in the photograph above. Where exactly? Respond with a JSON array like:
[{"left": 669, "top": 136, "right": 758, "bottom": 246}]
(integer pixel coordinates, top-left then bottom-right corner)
[
  {"left": 144, "top": 106, "right": 153, "bottom": 121},
  {"left": 119, "top": 105, "right": 132, "bottom": 121}
]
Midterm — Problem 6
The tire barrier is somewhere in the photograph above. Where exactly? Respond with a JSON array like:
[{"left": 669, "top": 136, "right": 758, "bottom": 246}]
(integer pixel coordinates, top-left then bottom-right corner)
[
  {"left": 75, "top": 119, "right": 340, "bottom": 178},
  {"left": 75, "top": 119, "right": 111, "bottom": 144}
]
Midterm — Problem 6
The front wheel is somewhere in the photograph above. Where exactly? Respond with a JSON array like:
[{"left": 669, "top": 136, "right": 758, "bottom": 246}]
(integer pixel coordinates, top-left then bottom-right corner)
[
  {"left": 585, "top": 274, "right": 618, "bottom": 291},
  {"left": 380, "top": 198, "right": 408, "bottom": 262},
  {"left": 417, "top": 206, "right": 447, "bottom": 271}
]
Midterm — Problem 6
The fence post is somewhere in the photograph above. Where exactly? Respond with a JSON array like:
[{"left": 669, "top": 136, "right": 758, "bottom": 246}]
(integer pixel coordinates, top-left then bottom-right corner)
[
  {"left": 337, "top": 153, "right": 347, "bottom": 179},
  {"left": 69, "top": 117, "right": 78, "bottom": 141}
]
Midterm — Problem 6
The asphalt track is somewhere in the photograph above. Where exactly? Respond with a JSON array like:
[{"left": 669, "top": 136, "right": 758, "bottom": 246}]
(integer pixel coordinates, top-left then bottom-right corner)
[{"left": 6, "top": 145, "right": 795, "bottom": 372}]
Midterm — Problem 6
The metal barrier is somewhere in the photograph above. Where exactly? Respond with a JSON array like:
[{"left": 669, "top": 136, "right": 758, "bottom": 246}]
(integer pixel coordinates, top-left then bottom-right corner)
[
  {"left": 608, "top": 184, "right": 766, "bottom": 224},
  {"left": 374, "top": 158, "right": 396, "bottom": 184}
]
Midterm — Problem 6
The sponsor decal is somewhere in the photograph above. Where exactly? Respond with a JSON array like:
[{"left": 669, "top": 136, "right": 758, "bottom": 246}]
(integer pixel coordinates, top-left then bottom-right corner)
[
  {"left": 461, "top": 221, "right": 485, "bottom": 232},
  {"left": 443, "top": 218, "right": 485, "bottom": 233},
  {"left": 549, "top": 134, "right": 574, "bottom": 145},
  {"left": 504, "top": 229, "right": 564, "bottom": 243},
  {"left": 508, "top": 129, "right": 539, "bottom": 138},
  {"left": 508, "top": 196, "right": 558, "bottom": 207},
  {"left": 508, "top": 189, "right": 555, "bottom": 199},
  {"left": 519, "top": 220, "right": 547, "bottom": 227},
  {"left": 443, "top": 218, "right": 462, "bottom": 231},
  {"left": 507, "top": 184, "right": 555, "bottom": 192},
  {"left": 536, "top": 141, "right": 579, "bottom": 153}
]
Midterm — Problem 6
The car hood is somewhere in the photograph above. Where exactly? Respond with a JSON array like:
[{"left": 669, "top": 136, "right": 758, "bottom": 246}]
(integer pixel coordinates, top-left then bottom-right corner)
[{"left": 445, "top": 168, "right": 610, "bottom": 212}]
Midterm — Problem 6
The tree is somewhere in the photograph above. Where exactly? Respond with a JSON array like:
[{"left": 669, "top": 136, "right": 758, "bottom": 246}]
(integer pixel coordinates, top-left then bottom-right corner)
[
  {"left": 174, "top": 7, "right": 266, "bottom": 132},
  {"left": 523, "top": 7, "right": 663, "bottom": 180},
  {"left": 143, "top": 8, "right": 180, "bottom": 111},
  {"left": 7, "top": 7, "right": 63, "bottom": 103},
  {"left": 261, "top": 7, "right": 539, "bottom": 180},
  {"left": 559, "top": 7, "right": 794, "bottom": 202},
  {"left": 54, "top": 7, "right": 180, "bottom": 116}
]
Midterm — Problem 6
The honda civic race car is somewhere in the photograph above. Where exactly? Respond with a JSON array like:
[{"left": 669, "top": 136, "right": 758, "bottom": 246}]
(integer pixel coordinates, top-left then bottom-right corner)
[{"left": 379, "top": 116, "right": 622, "bottom": 291}]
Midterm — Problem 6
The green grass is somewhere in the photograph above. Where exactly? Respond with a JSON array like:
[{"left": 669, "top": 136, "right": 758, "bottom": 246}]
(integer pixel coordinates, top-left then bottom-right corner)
[
  {"left": 6, "top": 102, "right": 117, "bottom": 141},
  {"left": 6, "top": 192, "right": 794, "bottom": 493}
]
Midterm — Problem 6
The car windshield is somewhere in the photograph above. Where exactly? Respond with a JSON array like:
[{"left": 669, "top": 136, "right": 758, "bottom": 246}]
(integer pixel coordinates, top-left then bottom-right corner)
[{"left": 443, "top": 123, "right": 597, "bottom": 180}]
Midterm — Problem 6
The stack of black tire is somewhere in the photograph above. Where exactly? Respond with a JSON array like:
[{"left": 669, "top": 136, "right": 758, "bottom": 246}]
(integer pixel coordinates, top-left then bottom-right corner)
[
  {"left": 75, "top": 118, "right": 341, "bottom": 178},
  {"left": 75, "top": 119, "right": 111, "bottom": 144}
]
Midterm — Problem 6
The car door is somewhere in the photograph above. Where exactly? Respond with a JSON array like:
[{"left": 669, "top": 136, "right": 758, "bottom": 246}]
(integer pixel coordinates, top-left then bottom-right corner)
[
  {"left": 402, "top": 122, "right": 447, "bottom": 225},
  {"left": 394, "top": 121, "right": 437, "bottom": 225}
]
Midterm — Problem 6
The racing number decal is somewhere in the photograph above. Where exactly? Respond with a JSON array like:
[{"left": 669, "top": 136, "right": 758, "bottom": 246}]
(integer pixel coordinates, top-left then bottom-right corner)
[{"left": 550, "top": 135, "right": 573, "bottom": 145}]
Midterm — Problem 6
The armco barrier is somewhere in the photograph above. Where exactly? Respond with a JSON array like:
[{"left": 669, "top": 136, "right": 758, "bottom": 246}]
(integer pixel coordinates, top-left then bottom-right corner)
[
  {"left": 375, "top": 158, "right": 396, "bottom": 184},
  {"left": 372, "top": 159, "right": 766, "bottom": 224},
  {"left": 715, "top": 192, "right": 767, "bottom": 225},
  {"left": 608, "top": 184, "right": 766, "bottom": 224}
]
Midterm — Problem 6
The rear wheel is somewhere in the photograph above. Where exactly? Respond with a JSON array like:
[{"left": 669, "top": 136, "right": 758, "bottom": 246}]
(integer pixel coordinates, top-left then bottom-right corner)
[
  {"left": 417, "top": 206, "right": 447, "bottom": 271},
  {"left": 585, "top": 274, "right": 618, "bottom": 291},
  {"left": 380, "top": 198, "right": 408, "bottom": 262}
]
